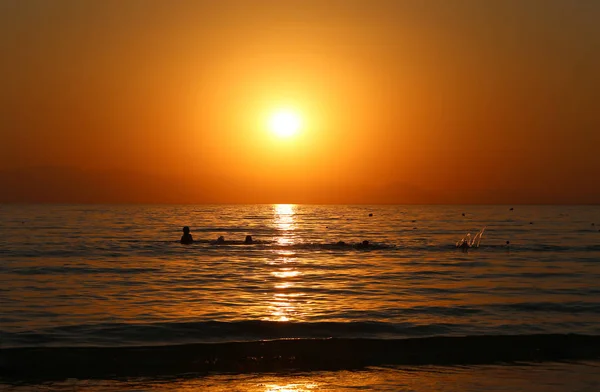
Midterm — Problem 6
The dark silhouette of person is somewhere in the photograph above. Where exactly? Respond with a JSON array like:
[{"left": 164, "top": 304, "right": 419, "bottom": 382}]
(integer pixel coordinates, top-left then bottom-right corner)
[
  {"left": 459, "top": 241, "right": 470, "bottom": 251},
  {"left": 181, "top": 226, "right": 193, "bottom": 244},
  {"left": 216, "top": 235, "right": 225, "bottom": 244},
  {"left": 356, "top": 240, "right": 370, "bottom": 249},
  {"left": 244, "top": 235, "right": 253, "bottom": 244}
]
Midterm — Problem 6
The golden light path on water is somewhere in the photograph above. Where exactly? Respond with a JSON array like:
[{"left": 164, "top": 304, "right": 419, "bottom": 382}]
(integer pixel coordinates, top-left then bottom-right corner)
[
  {"left": 274, "top": 204, "right": 296, "bottom": 245},
  {"left": 262, "top": 383, "right": 319, "bottom": 392},
  {"left": 251, "top": 205, "right": 323, "bottom": 392},
  {"left": 267, "top": 204, "right": 301, "bottom": 322}
]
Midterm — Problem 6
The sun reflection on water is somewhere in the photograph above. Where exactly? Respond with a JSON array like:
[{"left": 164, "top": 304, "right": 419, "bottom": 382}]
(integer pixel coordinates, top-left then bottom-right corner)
[
  {"left": 263, "top": 383, "right": 318, "bottom": 392},
  {"left": 265, "top": 206, "right": 303, "bottom": 322},
  {"left": 271, "top": 268, "right": 300, "bottom": 279},
  {"left": 269, "top": 295, "right": 293, "bottom": 321},
  {"left": 274, "top": 204, "right": 296, "bottom": 245},
  {"left": 266, "top": 258, "right": 300, "bottom": 321}
]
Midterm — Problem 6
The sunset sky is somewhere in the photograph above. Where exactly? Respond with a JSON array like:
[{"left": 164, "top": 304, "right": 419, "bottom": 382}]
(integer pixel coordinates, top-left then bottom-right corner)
[{"left": 1, "top": 0, "right": 598, "bottom": 204}]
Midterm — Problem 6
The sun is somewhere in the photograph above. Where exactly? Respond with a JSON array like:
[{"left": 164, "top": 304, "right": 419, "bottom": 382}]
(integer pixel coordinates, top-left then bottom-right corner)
[{"left": 269, "top": 110, "right": 301, "bottom": 138}]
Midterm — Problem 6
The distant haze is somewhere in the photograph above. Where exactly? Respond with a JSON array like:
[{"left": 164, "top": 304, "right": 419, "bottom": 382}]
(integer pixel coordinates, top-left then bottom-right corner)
[{"left": 1, "top": 0, "right": 599, "bottom": 204}]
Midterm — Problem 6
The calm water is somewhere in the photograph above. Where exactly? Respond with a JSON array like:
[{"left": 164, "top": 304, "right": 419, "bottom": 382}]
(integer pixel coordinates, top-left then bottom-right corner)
[{"left": 1, "top": 204, "right": 600, "bottom": 390}]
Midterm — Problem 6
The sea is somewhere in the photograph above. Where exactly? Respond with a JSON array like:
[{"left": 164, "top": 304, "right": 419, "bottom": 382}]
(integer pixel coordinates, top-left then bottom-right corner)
[{"left": 1, "top": 204, "right": 600, "bottom": 391}]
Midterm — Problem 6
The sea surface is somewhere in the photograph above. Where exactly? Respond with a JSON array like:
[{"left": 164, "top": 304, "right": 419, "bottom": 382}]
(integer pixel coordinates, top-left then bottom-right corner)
[{"left": 1, "top": 204, "right": 600, "bottom": 391}]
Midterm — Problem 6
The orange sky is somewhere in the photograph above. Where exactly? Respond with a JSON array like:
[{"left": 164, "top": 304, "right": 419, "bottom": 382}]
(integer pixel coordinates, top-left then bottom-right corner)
[{"left": 1, "top": 0, "right": 599, "bottom": 204}]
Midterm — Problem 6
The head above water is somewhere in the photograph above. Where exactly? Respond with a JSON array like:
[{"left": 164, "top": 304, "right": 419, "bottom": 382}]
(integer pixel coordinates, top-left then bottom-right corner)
[
  {"left": 244, "top": 235, "right": 253, "bottom": 244},
  {"left": 183, "top": 226, "right": 190, "bottom": 234}
]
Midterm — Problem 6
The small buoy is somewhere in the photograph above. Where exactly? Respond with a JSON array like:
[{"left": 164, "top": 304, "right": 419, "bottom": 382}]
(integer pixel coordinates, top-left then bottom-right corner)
[
  {"left": 368, "top": 213, "right": 373, "bottom": 217},
  {"left": 509, "top": 207, "right": 514, "bottom": 211},
  {"left": 506, "top": 240, "right": 510, "bottom": 245},
  {"left": 462, "top": 213, "right": 465, "bottom": 217},
  {"left": 529, "top": 222, "right": 533, "bottom": 225}
]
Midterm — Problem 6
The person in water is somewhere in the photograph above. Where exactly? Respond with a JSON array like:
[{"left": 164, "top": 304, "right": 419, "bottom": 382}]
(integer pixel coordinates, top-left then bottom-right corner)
[
  {"left": 215, "top": 235, "right": 225, "bottom": 244},
  {"left": 244, "top": 235, "right": 253, "bottom": 244},
  {"left": 181, "top": 226, "right": 193, "bottom": 244},
  {"left": 356, "top": 240, "right": 370, "bottom": 249},
  {"left": 458, "top": 240, "right": 470, "bottom": 251}
]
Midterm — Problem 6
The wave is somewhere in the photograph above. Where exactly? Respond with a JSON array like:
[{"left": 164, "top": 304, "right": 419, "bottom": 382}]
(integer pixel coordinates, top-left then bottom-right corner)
[
  {"left": 0, "top": 321, "right": 457, "bottom": 347},
  {"left": 7, "top": 266, "right": 162, "bottom": 275},
  {"left": 3, "top": 240, "right": 600, "bottom": 261},
  {"left": 5, "top": 317, "right": 600, "bottom": 349},
  {"left": 182, "top": 241, "right": 600, "bottom": 254},
  {"left": 2, "top": 334, "right": 599, "bottom": 381},
  {"left": 152, "top": 241, "right": 600, "bottom": 253}
]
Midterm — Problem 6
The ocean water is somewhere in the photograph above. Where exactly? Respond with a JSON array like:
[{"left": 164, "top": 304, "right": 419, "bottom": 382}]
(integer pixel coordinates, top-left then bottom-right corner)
[{"left": 1, "top": 204, "right": 600, "bottom": 391}]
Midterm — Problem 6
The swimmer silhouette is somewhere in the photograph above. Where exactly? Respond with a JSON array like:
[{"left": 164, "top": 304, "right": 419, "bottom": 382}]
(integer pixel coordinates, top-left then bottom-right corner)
[
  {"left": 181, "top": 226, "right": 193, "bottom": 244},
  {"left": 244, "top": 235, "right": 253, "bottom": 244},
  {"left": 215, "top": 235, "right": 225, "bottom": 244},
  {"left": 458, "top": 241, "right": 470, "bottom": 251},
  {"left": 356, "top": 240, "right": 370, "bottom": 249}
]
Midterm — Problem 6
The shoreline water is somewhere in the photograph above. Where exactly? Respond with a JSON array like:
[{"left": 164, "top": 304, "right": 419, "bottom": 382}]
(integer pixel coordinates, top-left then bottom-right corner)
[{"left": 3, "top": 334, "right": 600, "bottom": 382}]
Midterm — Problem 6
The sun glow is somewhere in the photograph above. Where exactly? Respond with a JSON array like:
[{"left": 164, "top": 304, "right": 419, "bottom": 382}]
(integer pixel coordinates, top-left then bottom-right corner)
[{"left": 269, "top": 110, "right": 301, "bottom": 138}]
